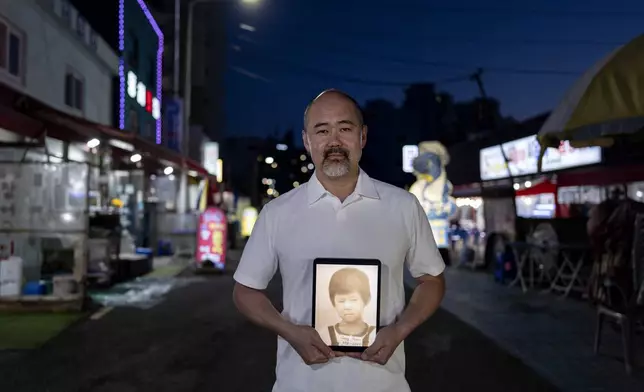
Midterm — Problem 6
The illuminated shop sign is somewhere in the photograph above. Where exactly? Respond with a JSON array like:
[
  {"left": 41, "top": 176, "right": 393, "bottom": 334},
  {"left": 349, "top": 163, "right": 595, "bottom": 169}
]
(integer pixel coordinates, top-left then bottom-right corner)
[
  {"left": 479, "top": 134, "right": 602, "bottom": 181},
  {"left": 118, "top": 0, "right": 164, "bottom": 144},
  {"left": 127, "top": 71, "right": 160, "bottom": 120}
]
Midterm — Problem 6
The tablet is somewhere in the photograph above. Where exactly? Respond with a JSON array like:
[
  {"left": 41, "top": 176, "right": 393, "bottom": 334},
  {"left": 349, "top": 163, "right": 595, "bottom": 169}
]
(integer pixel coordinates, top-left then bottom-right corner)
[{"left": 312, "top": 258, "right": 381, "bottom": 352}]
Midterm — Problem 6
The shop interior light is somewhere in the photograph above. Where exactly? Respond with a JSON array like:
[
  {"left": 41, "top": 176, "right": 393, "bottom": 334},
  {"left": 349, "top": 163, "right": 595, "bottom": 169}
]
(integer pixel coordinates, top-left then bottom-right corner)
[
  {"left": 276, "top": 143, "right": 288, "bottom": 151},
  {"left": 130, "top": 153, "right": 142, "bottom": 163},
  {"left": 265, "top": 156, "right": 274, "bottom": 164},
  {"left": 188, "top": 170, "right": 199, "bottom": 177},
  {"left": 164, "top": 166, "right": 174, "bottom": 175},
  {"left": 513, "top": 183, "right": 520, "bottom": 190},
  {"left": 524, "top": 181, "right": 532, "bottom": 188},
  {"left": 87, "top": 138, "right": 100, "bottom": 149}
]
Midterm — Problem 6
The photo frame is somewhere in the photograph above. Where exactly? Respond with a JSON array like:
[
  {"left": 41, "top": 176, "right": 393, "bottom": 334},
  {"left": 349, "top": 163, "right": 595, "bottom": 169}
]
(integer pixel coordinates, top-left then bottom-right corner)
[{"left": 312, "top": 258, "right": 381, "bottom": 352}]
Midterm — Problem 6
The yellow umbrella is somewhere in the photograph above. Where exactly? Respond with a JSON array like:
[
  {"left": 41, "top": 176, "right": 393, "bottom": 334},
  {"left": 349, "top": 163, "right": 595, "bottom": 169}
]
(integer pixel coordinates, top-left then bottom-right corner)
[{"left": 538, "top": 34, "right": 644, "bottom": 168}]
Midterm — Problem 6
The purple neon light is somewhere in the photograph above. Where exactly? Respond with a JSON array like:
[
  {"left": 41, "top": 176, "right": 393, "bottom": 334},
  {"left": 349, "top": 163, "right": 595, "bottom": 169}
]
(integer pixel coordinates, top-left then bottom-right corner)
[
  {"left": 118, "top": 59, "right": 125, "bottom": 129},
  {"left": 118, "top": 0, "right": 164, "bottom": 144}
]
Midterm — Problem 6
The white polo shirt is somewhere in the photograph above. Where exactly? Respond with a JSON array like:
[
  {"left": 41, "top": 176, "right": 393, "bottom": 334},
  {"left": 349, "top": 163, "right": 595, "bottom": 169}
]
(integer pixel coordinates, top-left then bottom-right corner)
[{"left": 234, "top": 169, "right": 445, "bottom": 392}]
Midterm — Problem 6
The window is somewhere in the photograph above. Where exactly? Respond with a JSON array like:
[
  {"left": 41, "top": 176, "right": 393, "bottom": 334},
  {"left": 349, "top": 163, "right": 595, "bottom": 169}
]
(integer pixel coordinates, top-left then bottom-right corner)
[
  {"left": 0, "top": 24, "right": 6, "bottom": 69},
  {"left": 8, "top": 33, "right": 19, "bottom": 76},
  {"left": 149, "top": 59, "right": 155, "bottom": 87},
  {"left": 61, "top": 0, "right": 71, "bottom": 25},
  {"left": 89, "top": 29, "right": 97, "bottom": 51},
  {"left": 127, "top": 109, "right": 139, "bottom": 133},
  {"left": 76, "top": 15, "right": 86, "bottom": 38},
  {"left": 64, "top": 69, "right": 84, "bottom": 110},
  {"left": 0, "top": 18, "right": 23, "bottom": 79},
  {"left": 129, "top": 32, "right": 139, "bottom": 69}
]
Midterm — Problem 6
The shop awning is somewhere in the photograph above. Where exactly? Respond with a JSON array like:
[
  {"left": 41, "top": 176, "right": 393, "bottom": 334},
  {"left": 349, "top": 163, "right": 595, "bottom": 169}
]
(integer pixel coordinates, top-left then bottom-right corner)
[
  {"left": 515, "top": 179, "right": 557, "bottom": 197},
  {"left": 0, "top": 81, "right": 212, "bottom": 176},
  {"left": 557, "top": 163, "right": 644, "bottom": 187}
]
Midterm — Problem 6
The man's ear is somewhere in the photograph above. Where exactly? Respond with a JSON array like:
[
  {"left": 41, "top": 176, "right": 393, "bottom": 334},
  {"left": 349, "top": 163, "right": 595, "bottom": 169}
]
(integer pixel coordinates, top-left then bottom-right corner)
[
  {"left": 360, "top": 125, "right": 368, "bottom": 148},
  {"left": 302, "top": 129, "right": 311, "bottom": 153}
]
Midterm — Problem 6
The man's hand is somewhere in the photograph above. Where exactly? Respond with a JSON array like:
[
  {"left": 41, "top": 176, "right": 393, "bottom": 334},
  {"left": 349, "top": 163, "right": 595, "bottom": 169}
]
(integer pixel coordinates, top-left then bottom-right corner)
[
  {"left": 284, "top": 325, "right": 336, "bottom": 365},
  {"left": 360, "top": 325, "right": 404, "bottom": 365}
]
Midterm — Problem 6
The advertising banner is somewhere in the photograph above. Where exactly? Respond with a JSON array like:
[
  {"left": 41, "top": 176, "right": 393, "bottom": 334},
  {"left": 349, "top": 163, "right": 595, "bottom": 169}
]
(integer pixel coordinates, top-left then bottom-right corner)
[
  {"left": 241, "top": 207, "right": 258, "bottom": 237},
  {"left": 479, "top": 134, "right": 602, "bottom": 181},
  {"left": 428, "top": 219, "right": 450, "bottom": 248},
  {"left": 402, "top": 145, "right": 419, "bottom": 173},
  {"left": 196, "top": 207, "right": 227, "bottom": 270},
  {"left": 164, "top": 98, "right": 183, "bottom": 152}
]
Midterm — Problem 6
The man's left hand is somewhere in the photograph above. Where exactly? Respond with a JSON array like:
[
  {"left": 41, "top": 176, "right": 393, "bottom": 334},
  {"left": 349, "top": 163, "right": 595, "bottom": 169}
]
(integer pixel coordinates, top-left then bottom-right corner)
[{"left": 360, "top": 325, "right": 405, "bottom": 365}]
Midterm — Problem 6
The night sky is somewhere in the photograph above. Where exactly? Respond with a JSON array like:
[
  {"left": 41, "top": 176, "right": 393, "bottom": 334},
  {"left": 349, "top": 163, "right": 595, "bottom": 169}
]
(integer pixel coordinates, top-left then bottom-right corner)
[{"left": 223, "top": 0, "right": 644, "bottom": 141}]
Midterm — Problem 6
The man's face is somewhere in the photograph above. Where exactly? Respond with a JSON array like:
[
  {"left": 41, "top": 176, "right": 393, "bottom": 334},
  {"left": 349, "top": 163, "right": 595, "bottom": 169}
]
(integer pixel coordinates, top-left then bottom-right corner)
[
  {"left": 303, "top": 93, "right": 367, "bottom": 178},
  {"left": 333, "top": 291, "right": 366, "bottom": 323}
]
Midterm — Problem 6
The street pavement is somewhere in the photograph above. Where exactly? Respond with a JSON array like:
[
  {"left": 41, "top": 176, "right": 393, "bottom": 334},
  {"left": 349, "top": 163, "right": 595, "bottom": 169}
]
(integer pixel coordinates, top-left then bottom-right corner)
[{"left": 0, "top": 253, "right": 559, "bottom": 392}]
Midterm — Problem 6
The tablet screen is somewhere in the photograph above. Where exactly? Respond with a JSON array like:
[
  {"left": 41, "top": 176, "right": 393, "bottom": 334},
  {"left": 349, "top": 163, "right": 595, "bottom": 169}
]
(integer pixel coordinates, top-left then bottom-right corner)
[{"left": 312, "top": 258, "right": 381, "bottom": 352}]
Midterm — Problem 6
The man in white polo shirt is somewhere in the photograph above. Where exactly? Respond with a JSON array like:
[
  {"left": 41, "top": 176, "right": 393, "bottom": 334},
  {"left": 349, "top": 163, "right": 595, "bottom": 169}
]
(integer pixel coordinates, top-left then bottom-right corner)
[{"left": 233, "top": 89, "right": 446, "bottom": 392}]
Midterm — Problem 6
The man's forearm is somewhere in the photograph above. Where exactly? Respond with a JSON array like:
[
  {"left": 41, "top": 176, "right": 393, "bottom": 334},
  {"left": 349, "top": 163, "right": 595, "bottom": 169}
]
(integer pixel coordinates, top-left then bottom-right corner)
[
  {"left": 393, "top": 274, "right": 445, "bottom": 339},
  {"left": 233, "top": 283, "right": 295, "bottom": 339}
]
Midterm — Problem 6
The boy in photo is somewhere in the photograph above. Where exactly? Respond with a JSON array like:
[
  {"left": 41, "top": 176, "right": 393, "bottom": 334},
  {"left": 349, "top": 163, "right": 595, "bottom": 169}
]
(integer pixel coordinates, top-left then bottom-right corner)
[{"left": 318, "top": 267, "right": 376, "bottom": 347}]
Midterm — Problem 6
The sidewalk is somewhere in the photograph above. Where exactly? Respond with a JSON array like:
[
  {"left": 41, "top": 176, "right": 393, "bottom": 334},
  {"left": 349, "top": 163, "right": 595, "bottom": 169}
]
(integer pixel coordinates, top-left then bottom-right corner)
[
  {"left": 434, "top": 267, "right": 644, "bottom": 392},
  {"left": 0, "top": 255, "right": 192, "bottom": 352}
]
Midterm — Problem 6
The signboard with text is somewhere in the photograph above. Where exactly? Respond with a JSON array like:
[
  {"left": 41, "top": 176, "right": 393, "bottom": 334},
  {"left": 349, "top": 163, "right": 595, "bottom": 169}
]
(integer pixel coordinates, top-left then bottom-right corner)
[
  {"left": 196, "top": 207, "right": 227, "bottom": 270},
  {"left": 402, "top": 145, "right": 419, "bottom": 173},
  {"left": 164, "top": 98, "right": 183, "bottom": 152},
  {"left": 479, "top": 134, "right": 602, "bottom": 181}
]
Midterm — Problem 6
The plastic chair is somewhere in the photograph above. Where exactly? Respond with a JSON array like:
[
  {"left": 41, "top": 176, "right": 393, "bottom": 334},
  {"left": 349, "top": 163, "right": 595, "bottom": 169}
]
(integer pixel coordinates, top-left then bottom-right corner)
[{"left": 594, "top": 213, "right": 644, "bottom": 375}]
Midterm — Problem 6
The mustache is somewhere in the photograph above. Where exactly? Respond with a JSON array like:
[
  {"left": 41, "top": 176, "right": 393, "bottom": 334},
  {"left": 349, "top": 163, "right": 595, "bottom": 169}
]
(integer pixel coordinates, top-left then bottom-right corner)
[{"left": 323, "top": 147, "right": 349, "bottom": 159}]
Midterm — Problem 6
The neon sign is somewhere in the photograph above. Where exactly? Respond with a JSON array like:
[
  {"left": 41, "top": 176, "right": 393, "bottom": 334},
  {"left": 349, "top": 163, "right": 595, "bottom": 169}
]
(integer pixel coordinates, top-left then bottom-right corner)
[
  {"left": 118, "top": 0, "right": 163, "bottom": 144},
  {"left": 126, "top": 71, "right": 160, "bottom": 120}
]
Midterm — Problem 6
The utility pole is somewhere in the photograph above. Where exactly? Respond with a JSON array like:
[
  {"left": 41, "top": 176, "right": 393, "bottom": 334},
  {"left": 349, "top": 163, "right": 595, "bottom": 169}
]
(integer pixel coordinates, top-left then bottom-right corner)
[
  {"left": 470, "top": 68, "right": 515, "bottom": 184},
  {"left": 470, "top": 68, "right": 519, "bottom": 221}
]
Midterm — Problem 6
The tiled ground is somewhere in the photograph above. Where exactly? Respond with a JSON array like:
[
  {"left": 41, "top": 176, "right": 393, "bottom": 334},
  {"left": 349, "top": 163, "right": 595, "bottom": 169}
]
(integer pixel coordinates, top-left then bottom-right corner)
[{"left": 419, "top": 268, "right": 644, "bottom": 391}]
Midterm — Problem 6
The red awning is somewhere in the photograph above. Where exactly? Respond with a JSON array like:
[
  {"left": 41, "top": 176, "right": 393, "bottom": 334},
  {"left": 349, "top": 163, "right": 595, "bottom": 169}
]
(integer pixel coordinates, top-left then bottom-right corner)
[
  {"left": 0, "top": 81, "right": 212, "bottom": 176},
  {"left": 186, "top": 158, "right": 209, "bottom": 176},
  {"left": 557, "top": 164, "right": 644, "bottom": 187},
  {"left": 515, "top": 179, "right": 557, "bottom": 197}
]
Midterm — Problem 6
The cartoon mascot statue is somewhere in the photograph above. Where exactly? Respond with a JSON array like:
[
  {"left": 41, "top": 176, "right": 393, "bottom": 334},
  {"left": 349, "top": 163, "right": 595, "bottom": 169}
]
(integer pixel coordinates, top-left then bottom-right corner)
[{"left": 408, "top": 141, "right": 457, "bottom": 249}]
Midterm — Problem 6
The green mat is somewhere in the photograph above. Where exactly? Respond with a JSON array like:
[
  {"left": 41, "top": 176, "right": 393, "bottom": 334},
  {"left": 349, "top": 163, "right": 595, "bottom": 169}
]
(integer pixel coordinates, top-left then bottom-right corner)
[{"left": 0, "top": 313, "right": 84, "bottom": 349}]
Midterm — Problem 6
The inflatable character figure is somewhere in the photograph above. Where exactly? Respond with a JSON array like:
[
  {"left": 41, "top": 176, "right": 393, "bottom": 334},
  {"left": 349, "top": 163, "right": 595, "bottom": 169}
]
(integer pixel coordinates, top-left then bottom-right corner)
[{"left": 408, "top": 141, "right": 457, "bottom": 248}]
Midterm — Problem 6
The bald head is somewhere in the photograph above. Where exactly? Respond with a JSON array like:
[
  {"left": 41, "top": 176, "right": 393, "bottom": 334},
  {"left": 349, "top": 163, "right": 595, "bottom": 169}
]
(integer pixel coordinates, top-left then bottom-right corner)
[{"left": 303, "top": 89, "right": 364, "bottom": 129}]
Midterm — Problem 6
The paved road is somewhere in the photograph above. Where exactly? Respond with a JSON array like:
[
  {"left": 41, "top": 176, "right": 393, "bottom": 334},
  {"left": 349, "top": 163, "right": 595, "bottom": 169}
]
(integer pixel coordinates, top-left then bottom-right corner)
[{"left": 0, "top": 269, "right": 559, "bottom": 392}]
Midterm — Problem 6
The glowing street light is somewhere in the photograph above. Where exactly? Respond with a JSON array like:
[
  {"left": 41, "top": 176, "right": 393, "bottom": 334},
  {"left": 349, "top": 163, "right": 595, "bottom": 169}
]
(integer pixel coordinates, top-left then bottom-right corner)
[
  {"left": 265, "top": 156, "right": 274, "bottom": 164},
  {"left": 87, "top": 138, "right": 100, "bottom": 149}
]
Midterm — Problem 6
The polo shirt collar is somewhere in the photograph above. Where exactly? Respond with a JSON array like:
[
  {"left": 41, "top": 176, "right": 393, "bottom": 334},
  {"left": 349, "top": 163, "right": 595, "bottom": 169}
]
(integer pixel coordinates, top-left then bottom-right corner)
[{"left": 307, "top": 168, "right": 380, "bottom": 205}]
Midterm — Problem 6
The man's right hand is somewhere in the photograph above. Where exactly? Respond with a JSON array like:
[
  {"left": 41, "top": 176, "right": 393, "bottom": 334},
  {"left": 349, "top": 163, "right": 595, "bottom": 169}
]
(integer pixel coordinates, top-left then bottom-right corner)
[{"left": 283, "top": 325, "right": 335, "bottom": 365}]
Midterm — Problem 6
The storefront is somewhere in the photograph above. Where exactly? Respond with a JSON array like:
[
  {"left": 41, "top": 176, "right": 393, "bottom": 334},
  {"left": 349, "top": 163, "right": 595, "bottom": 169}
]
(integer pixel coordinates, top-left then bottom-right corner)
[
  {"left": 474, "top": 133, "right": 604, "bottom": 266},
  {"left": 0, "top": 80, "right": 211, "bottom": 307}
]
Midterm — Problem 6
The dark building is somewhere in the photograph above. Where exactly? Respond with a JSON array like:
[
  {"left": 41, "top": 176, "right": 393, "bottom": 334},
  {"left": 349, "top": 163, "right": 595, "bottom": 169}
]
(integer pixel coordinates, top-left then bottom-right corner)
[
  {"left": 223, "top": 131, "right": 312, "bottom": 207},
  {"left": 70, "top": 0, "right": 163, "bottom": 145},
  {"left": 147, "top": 0, "right": 229, "bottom": 158}
]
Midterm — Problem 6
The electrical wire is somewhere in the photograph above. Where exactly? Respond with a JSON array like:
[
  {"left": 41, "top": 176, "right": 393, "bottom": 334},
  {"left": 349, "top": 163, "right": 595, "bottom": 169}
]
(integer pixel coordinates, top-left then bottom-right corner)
[
  {"left": 235, "top": 35, "right": 583, "bottom": 76},
  {"left": 244, "top": 19, "right": 626, "bottom": 48},
  {"left": 277, "top": 1, "right": 644, "bottom": 18},
  {"left": 229, "top": 54, "right": 472, "bottom": 88}
]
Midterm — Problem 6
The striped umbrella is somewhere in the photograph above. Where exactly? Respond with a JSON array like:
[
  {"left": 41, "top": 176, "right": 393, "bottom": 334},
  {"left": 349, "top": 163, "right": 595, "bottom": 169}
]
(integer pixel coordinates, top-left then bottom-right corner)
[{"left": 538, "top": 34, "right": 644, "bottom": 168}]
